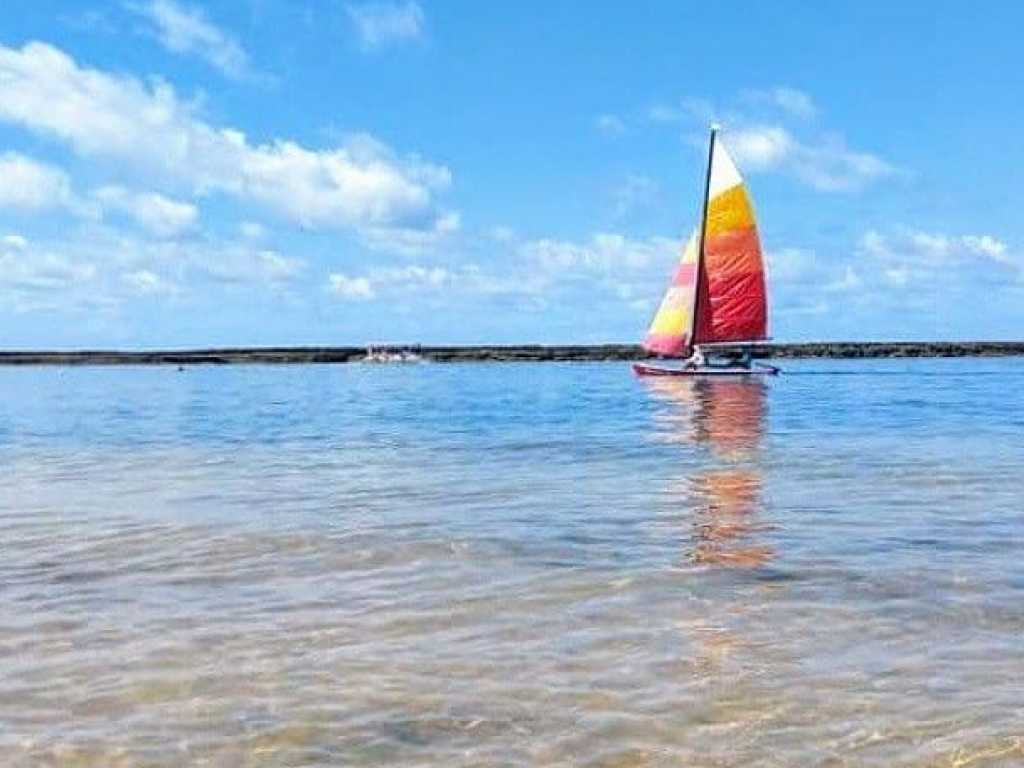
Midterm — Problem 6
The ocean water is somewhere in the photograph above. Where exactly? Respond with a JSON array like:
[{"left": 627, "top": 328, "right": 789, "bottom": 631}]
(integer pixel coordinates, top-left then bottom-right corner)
[{"left": 2, "top": 359, "right": 1023, "bottom": 767}]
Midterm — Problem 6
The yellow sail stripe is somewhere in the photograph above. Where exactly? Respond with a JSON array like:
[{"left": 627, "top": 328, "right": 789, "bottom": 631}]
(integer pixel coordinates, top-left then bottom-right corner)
[
  {"left": 650, "top": 305, "right": 690, "bottom": 336},
  {"left": 704, "top": 184, "right": 755, "bottom": 239}
]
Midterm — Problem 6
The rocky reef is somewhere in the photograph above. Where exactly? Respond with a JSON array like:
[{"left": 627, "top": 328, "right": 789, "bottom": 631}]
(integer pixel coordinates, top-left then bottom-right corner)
[{"left": 0, "top": 341, "right": 1022, "bottom": 366}]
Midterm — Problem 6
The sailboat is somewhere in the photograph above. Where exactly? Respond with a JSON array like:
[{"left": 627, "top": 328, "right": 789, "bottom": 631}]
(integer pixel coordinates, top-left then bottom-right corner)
[{"left": 633, "top": 126, "right": 779, "bottom": 377}]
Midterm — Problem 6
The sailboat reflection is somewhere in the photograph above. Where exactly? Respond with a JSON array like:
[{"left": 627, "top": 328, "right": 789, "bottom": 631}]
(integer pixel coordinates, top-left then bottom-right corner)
[{"left": 646, "top": 378, "right": 773, "bottom": 568}]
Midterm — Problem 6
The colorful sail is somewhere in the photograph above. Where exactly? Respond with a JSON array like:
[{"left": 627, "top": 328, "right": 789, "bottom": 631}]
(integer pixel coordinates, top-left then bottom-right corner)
[
  {"left": 643, "top": 230, "right": 700, "bottom": 356},
  {"left": 642, "top": 130, "right": 767, "bottom": 356},
  {"left": 693, "top": 137, "right": 767, "bottom": 344}
]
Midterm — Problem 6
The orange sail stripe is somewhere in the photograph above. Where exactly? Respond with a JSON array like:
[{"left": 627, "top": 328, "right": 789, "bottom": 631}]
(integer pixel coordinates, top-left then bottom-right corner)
[
  {"left": 704, "top": 226, "right": 762, "bottom": 278},
  {"left": 704, "top": 185, "right": 755, "bottom": 239}
]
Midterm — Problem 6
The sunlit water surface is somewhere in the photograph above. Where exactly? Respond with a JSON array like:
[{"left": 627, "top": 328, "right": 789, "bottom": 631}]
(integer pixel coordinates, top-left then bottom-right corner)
[{"left": 2, "top": 360, "right": 1024, "bottom": 767}]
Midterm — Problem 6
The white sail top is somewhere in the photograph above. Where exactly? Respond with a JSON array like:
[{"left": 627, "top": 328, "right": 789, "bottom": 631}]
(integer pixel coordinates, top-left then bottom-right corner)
[{"left": 708, "top": 138, "right": 742, "bottom": 198}]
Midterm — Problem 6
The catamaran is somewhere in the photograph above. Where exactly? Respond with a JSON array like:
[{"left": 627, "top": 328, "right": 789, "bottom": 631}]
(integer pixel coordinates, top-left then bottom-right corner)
[{"left": 634, "top": 126, "right": 778, "bottom": 377}]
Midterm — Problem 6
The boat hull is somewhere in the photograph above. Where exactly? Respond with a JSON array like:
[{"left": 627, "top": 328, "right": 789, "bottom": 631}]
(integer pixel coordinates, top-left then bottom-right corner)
[{"left": 632, "top": 362, "right": 780, "bottom": 377}]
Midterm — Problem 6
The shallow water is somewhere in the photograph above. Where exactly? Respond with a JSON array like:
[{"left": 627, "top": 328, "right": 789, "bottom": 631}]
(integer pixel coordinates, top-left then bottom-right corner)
[{"left": 2, "top": 359, "right": 1023, "bottom": 766}]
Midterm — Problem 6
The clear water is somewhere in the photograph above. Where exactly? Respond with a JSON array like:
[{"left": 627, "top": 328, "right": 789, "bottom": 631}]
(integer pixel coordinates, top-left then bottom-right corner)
[{"left": 2, "top": 360, "right": 1023, "bottom": 767}]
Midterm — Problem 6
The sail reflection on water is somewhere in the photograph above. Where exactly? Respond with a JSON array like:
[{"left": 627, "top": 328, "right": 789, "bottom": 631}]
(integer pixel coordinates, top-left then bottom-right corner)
[{"left": 645, "top": 378, "right": 773, "bottom": 568}]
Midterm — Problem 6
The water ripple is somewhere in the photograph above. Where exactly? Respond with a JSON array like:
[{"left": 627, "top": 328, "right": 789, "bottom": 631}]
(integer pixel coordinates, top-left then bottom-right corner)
[{"left": 1, "top": 360, "right": 1023, "bottom": 766}]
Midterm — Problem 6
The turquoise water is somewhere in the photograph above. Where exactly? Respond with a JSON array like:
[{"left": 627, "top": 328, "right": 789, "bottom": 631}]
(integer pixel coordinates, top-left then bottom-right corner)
[{"left": 2, "top": 360, "right": 1024, "bottom": 766}]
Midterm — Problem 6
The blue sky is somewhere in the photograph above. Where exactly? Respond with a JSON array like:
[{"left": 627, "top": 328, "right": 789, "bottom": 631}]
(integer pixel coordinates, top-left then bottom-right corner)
[{"left": 0, "top": 0, "right": 1021, "bottom": 347}]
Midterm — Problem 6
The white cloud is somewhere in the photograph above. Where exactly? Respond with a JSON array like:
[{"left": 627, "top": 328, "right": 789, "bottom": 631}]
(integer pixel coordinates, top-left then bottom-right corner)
[
  {"left": 824, "top": 265, "right": 862, "bottom": 293},
  {"left": 327, "top": 261, "right": 536, "bottom": 303},
  {"left": 0, "top": 152, "right": 74, "bottom": 211},
  {"left": 375, "top": 264, "right": 448, "bottom": 288},
  {"left": 328, "top": 273, "right": 375, "bottom": 300},
  {"left": 360, "top": 210, "right": 460, "bottom": 256},
  {"left": 596, "top": 114, "right": 626, "bottom": 136},
  {"left": 648, "top": 98, "right": 712, "bottom": 125},
  {"left": 884, "top": 267, "right": 909, "bottom": 286},
  {"left": 742, "top": 87, "right": 817, "bottom": 119},
  {"left": 858, "top": 228, "right": 1019, "bottom": 293},
  {"left": 0, "top": 155, "right": 198, "bottom": 235},
  {"left": 93, "top": 185, "right": 198, "bottom": 237},
  {"left": 522, "top": 233, "right": 676, "bottom": 273},
  {"left": 724, "top": 126, "right": 793, "bottom": 171},
  {"left": 962, "top": 235, "right": 1009, "bottom": 261},
  {"left": 198, "top": 246, "right": 304, "bottom": 284},
  {"left": 649, "top": 88, "right": 892, "bottom": 192},
  {"left": 239, "top": 221, "right": 266, "bottom": 240},
  {"left": 126, "top": 0, "right": 250, "bottom": 79},
  {"left": 122, "top": 268, "right": 176, "bottom": 295},
  {"left": 328, "top": 264, "right": 450, "bottom": 301},
  {"left": 346, "top": 2, "right": 425, "bottom": 50},
  {"left": 860, "top": 229, "right": 1014, "bottom": 269},
  {"left": 724, "top": 125, "right": 894, "bottom": 191},
  {"left": 765, "top": 245, "right": 863, "bottom": 300},
  {"left": 0, "top": 235, "right": 97, "bottom": 303},
  {"left": 323, "top": 231, "right": 688, "bottom": 313},
  {"left": 0, "top": 42, "right": 453, "bottom": 235},
  {"left": 765, "top": 247, "right": 820, "bottom": 284},
  {"left": 0, "top": 223, "right": 307, "bottom": 313}
]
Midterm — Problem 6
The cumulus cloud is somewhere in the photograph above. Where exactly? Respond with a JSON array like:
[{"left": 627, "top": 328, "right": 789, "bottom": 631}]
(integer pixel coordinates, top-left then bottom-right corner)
[
  {"left": 0, "top": 154, "right": 199, "bottom": 235},
  {"left": 0, "top": 234, "right": 97, "bottom": 309},
  {"left": 360, "top": 210, "right": 460, "bottom": 255},
  {"left": 238, "top": 221, "right": 266, "bottom": 240},
  {"left": 647, "top": 98, "right": 713, "bottom": 125},
  {"left": 328, "top": 264, "right": 452, "bottom": 301},
  {"left": 723, "top": 126, "right": 793, "bottom": 171},
  {"left": 93, "top": 185, "right": 198, "bottom": 237},
  {"left": 121, "top": 268, "right": 176, "bottom": 295},
  {"left": 126, "top": 0, "right": 251, "bottom": 79},
  {"left": 522, "top": 232, "right": 676, "bottom": 273},
  {"left": 764, "top": 227, "right": 1019, "bottom": 324},
  {"left": 765, "top": 247, "right": 821, "bottom": 284},
  {"left": 647, "top": 87, "right": 893, "bottom": 192},
  {"left": 741, "top": 87, "right": 817, "bottom": 119},
  {"left": 860, "top": 229, "right": 1015, "bottom": 270},
  {"left": 0, "top": 42, "right": 454, "bottom": 238},
  {"left": 0, "top": 223, "right": 307, "bottom": 314},
  {"left": 0, "top": 152, "right": 74, "bottom": 211},
  {"left": 328, "top": 273, "right": 375, "bottom": 300},
  {"left": 765, "top": 246, "right": 862, "bottom": 299},
  {"left": 346, "top": 1, "right": 425, "bottom": 50},
  {"left": 197, "top": 246, "right": 304, "bottom": 284},
  {"left": 724, "top": 125, "right": 894, "bottom": 191},
  {"left": 824, "top": 265, "right": 863, "bottom": 293},
  {"left": 324, "top": 230, "right": 679, "bottom": 307}
]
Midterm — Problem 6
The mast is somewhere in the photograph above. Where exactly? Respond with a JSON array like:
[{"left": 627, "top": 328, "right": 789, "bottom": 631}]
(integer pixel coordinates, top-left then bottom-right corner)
[{"left": 690, "top": 124, "right": 717, "bottom": 354}]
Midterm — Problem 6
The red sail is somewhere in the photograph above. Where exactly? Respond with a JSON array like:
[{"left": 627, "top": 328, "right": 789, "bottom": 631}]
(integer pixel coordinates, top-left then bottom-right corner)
[{"left": 692, "top": 142, "right": 768, "bottom": 344}]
